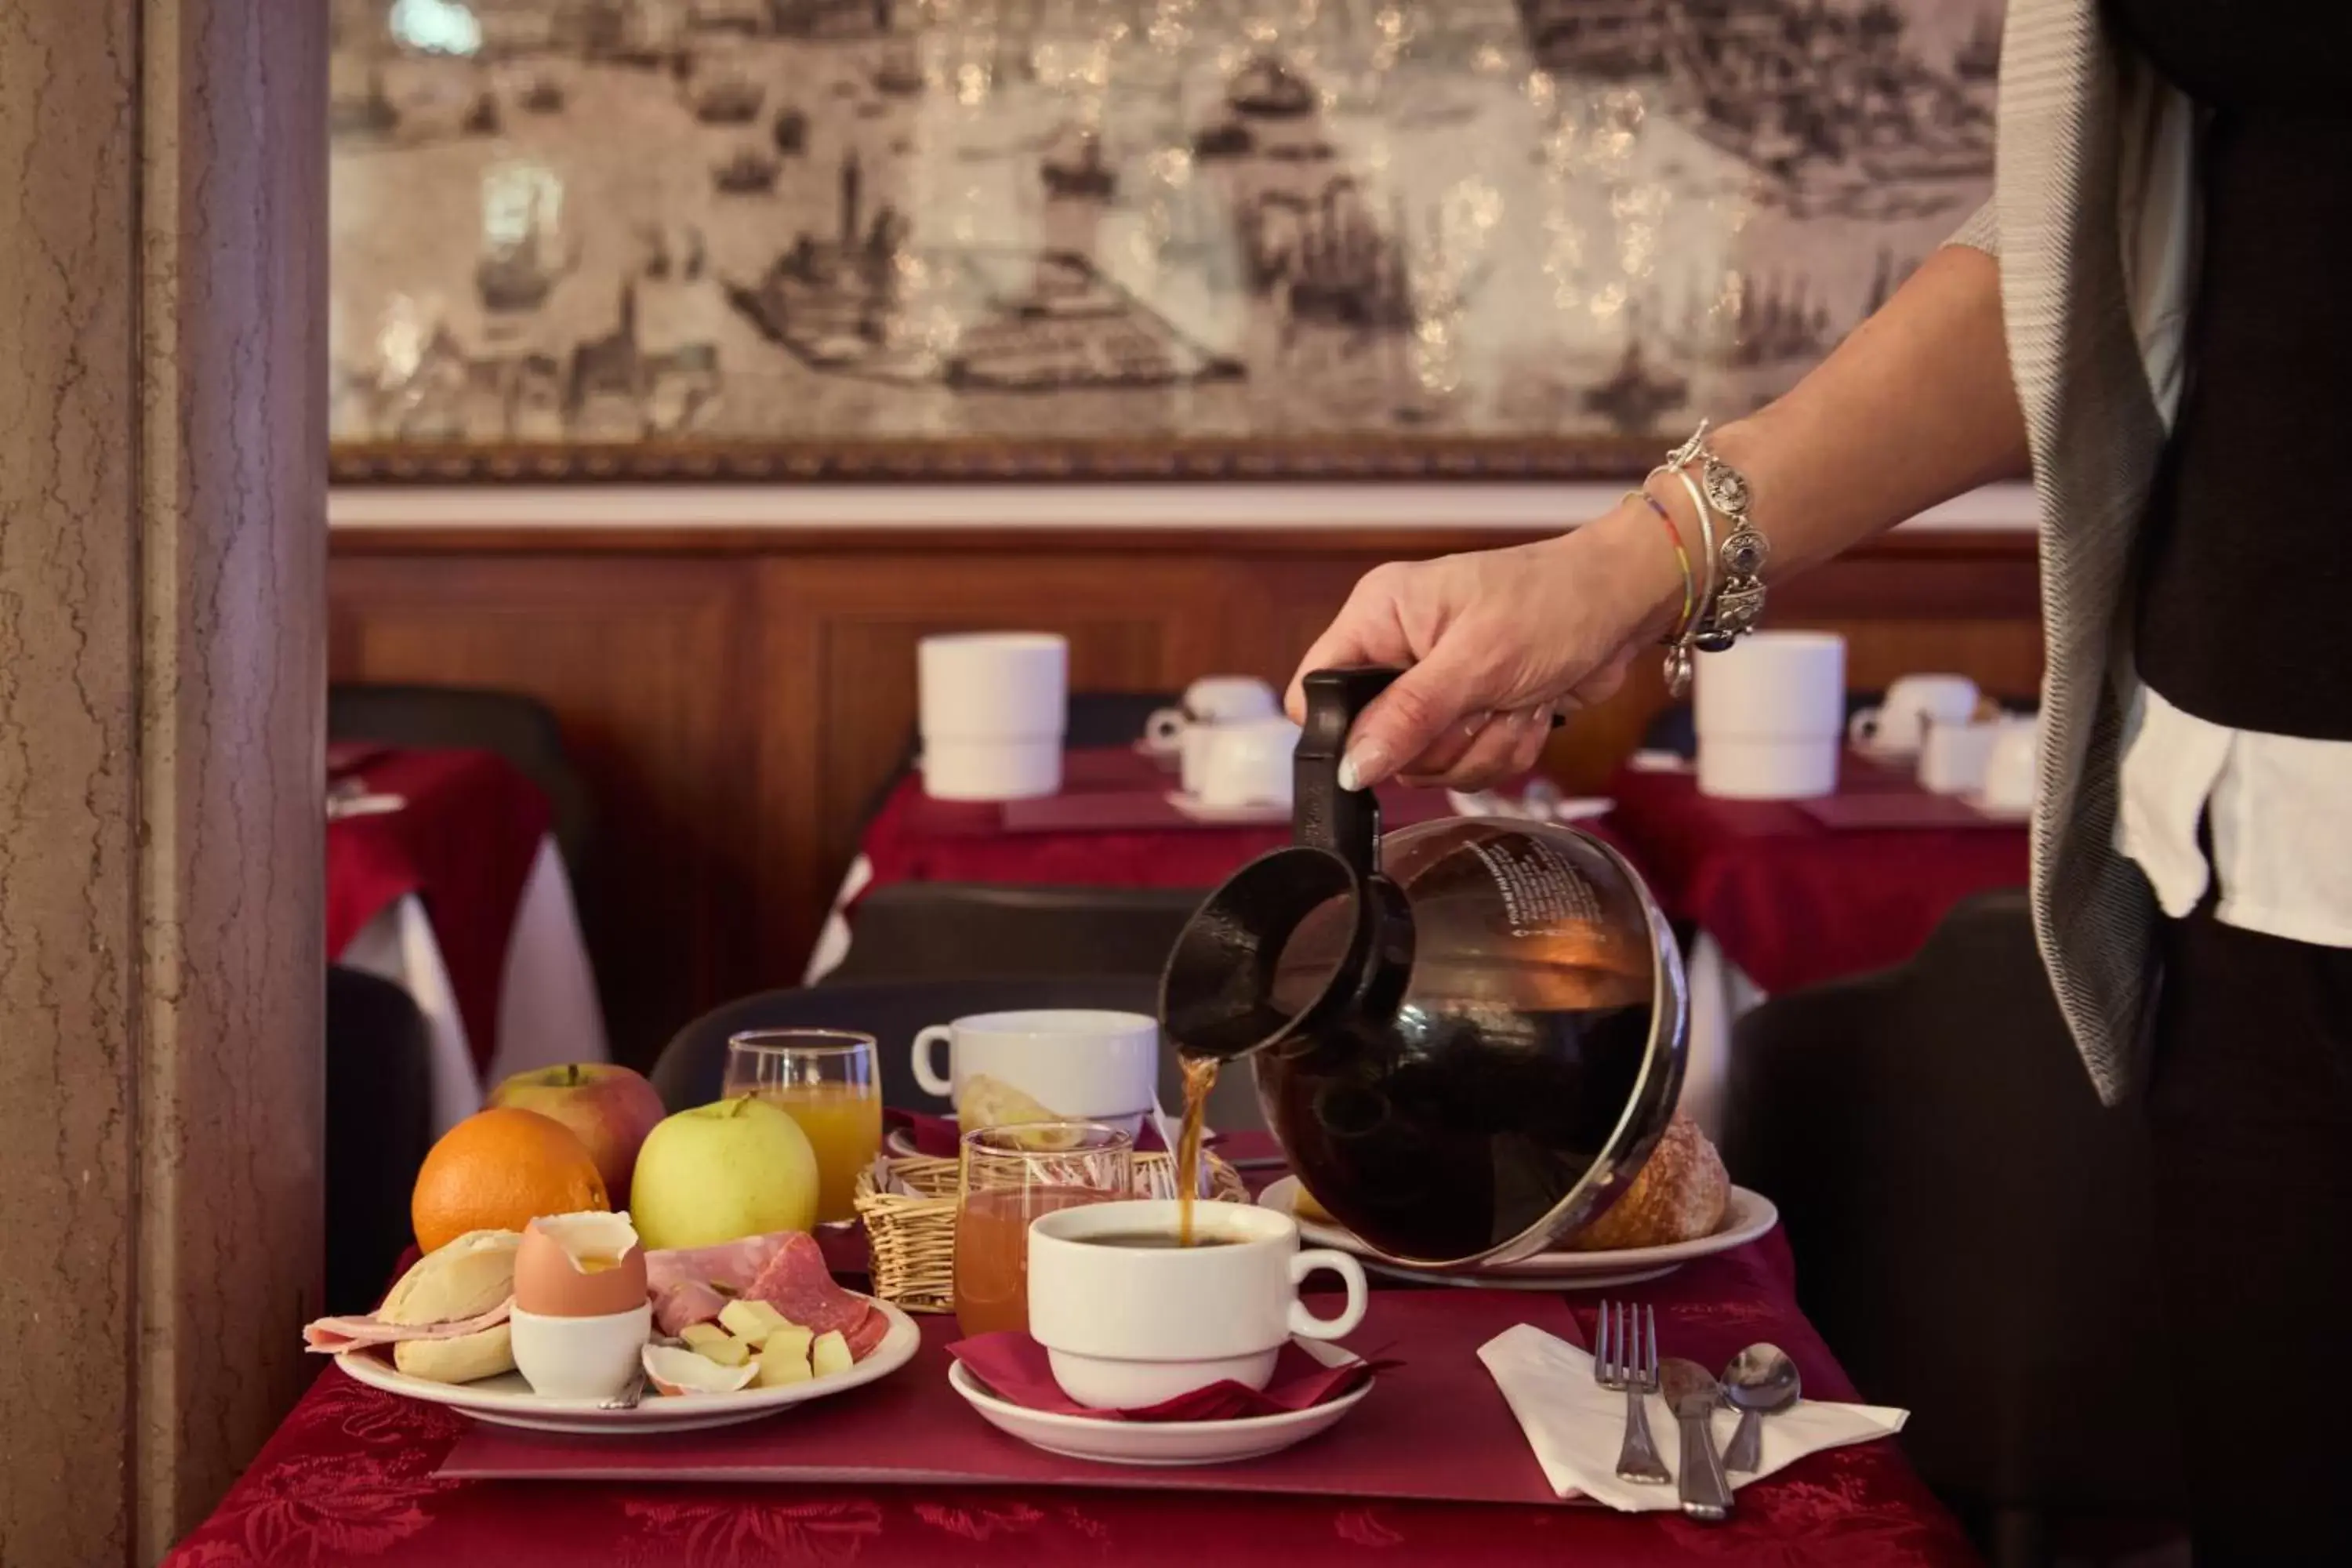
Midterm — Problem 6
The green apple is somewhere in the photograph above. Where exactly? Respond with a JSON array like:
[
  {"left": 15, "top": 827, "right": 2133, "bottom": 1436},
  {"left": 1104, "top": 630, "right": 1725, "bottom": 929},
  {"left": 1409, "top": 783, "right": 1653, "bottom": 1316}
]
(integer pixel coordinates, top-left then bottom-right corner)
[
  {"left": 630, "top": 1094, "right": 819, "bottom": 1249},
  {"left": 486, "top": 1062, "right": 666, "bottom": 1207}
]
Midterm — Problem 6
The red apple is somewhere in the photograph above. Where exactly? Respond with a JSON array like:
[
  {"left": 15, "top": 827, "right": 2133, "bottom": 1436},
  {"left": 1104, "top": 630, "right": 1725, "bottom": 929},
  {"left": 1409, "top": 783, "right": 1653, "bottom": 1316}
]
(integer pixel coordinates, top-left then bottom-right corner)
[{"left": 486, "top": 1062, "right": 666, "bottom": 1207}]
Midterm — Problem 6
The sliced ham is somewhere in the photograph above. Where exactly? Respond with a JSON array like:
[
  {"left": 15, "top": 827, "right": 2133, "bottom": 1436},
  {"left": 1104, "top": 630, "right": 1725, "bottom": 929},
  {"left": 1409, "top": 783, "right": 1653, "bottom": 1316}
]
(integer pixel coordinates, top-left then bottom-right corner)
[
  {"left": 303, "top": 1299, "right": 511, "bottom": 1355},
  {"left": 744, "top": 1232, "right": 869, "bottom": 1337},
  {"left": 644, "top": 1232, "right": 790, "bottom": 1297},
  {"left": 650, "top": 1279, "right": 731, "bottom": 1338}
]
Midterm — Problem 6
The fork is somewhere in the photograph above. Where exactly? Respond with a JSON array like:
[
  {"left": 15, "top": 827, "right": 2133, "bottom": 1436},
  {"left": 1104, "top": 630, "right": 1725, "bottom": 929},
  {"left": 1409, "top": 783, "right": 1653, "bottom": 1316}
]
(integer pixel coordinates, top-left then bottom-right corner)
[{"left": 1592, "top": 1301, "right": 1670, "bottom": 1484}]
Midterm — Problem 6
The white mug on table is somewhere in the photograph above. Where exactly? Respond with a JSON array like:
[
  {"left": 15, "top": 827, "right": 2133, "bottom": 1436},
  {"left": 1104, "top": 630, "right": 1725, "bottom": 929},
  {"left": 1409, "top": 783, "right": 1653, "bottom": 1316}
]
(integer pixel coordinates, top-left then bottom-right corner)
[
  {"left": 918, "top": 632, "right": 1068, "bottom": 802},
  {"left": 911, "top": 1009, "right": 1159, "bottom": 1134},
  {"left": 1187, "top": 717, "right": 1301, "bottom": 808},
  {"left": 1145, "top": 677, "right": 1281, "bottom": 756},
  {"left": 1693, "top": 631, "right": 1846, "bottom": 801},
  {"left": 1848, "top": 674, "right": 1980, "bottom": 757},
  {"left": 1917, "top": 716, "right": 2003, "bottom": 796},
  {"left": 1025, "top": 1198, "right": 1369, "bottom": 1409},
  {"left": 1979, "top": 717, "right": 2042, "bottom": 814}
]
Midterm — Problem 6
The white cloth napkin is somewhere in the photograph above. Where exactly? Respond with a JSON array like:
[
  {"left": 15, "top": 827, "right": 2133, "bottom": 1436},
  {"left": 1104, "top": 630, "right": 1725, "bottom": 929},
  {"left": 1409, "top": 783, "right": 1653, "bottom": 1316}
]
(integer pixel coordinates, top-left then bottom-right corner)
[{"left": 1479, "top": 1324, "right": 1907, "bottom": 1512}]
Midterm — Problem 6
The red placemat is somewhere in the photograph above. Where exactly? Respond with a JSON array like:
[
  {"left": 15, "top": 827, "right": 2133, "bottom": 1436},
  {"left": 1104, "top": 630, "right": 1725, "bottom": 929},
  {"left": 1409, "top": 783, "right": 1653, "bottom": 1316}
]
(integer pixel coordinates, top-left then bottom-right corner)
[
  {"left": 437, "top": 1289, "right": 1579, "bottom": 1504},
  {"left": 1795, "top": 792, "right": 2021, "bottom": 831}
]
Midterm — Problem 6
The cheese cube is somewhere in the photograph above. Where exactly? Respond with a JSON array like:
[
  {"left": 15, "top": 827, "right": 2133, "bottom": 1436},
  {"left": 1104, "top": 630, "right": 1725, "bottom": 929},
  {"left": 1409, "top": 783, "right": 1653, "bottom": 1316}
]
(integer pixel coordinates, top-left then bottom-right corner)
[
  {"left": 717, "top": 1299, "right": 792, "bottom": 1348},
  {"left": 756, "top": 1342, "right": 813, "bottom": 1387},
  {"left": 811, "top": 1330, "right": 853, "bottom": 1378},
  {"left": 680, "top": 1322, "right": 750, "bottom": 1367}
]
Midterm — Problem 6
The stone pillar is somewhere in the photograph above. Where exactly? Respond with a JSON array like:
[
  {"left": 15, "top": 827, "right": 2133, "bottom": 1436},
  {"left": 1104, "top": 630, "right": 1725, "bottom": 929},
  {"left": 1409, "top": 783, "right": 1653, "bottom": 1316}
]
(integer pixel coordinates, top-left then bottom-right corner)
[{"left": 0, "top": 1, "right": 326, "bottom": 1563}]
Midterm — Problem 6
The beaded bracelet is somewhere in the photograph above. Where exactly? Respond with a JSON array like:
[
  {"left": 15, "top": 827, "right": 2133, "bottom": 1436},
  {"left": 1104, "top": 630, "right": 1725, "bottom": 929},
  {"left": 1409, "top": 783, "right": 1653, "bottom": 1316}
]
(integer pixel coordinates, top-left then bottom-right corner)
[
  {"left": 1623, "top": 488, "right": 1695, "bottom": 644},
  {"left": 1664, "top": 421, "right": 1769, "bottom": 652}
]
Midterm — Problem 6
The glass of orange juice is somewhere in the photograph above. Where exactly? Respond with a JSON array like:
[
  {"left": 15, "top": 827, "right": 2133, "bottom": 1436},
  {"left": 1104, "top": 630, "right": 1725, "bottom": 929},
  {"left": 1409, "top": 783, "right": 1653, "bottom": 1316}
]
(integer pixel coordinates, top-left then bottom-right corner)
[
  {"left": 724, "top": 1029, "right": 882, "bottom": 1226},
  {"left": 953, "top": 1121, "right": 1134, "bottom": 1338}
]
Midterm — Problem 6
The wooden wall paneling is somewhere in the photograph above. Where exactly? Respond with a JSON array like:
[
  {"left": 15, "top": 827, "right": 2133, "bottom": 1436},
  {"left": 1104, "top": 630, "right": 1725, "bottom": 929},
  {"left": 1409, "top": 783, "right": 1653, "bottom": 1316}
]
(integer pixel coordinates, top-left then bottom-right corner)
[{"left": 328, "top": 554, "right": 759, "bottom": 1066}]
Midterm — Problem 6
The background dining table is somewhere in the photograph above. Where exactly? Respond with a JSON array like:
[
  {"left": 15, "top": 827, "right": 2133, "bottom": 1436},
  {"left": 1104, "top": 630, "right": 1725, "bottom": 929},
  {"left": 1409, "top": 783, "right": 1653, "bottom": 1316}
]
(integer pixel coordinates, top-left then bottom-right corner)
[
  {"left": 802, "top": 746, "right": 1537, "bottom": 984},
  {"left": 1600, "top": 750, "right": 2030, "bottom": 1137},
  {"left": 327, "top": 745, "right": 610, "bottom": 1131}
]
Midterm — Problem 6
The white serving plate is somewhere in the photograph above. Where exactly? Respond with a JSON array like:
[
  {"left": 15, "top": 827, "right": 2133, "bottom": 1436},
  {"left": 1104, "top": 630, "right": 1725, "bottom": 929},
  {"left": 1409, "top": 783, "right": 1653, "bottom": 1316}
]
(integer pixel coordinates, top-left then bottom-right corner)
[
  {"left": 947, "top": 1338, "right": 1371, "bottom": 1466},
  {"left": 336, "top": 1296, "right": 920, "bottom": 1435},
  {"left": 1256, "top": 1177, "right": 1778, "bottom": 1291}
]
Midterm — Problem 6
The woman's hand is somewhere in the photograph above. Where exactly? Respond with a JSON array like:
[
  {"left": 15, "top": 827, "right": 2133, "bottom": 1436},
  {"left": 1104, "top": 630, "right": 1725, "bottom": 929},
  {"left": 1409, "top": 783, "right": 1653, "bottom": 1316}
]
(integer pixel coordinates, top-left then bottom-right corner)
[{"left": 1285, "top": 504, "right": 1684, "bottom": 790}]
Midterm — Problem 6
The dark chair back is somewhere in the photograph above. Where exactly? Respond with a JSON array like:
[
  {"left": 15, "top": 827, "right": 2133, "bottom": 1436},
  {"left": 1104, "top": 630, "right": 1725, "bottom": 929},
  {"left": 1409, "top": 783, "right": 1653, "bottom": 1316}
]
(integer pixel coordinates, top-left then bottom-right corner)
[
  {"left": 1720, "top": 891, "right": 2180, "bottom": 1548},
  {"left": 328, "top": 682, "right": 593, "bottom": 874},
  {"left": 652, "top": 975, "right": 1269, "bottom": 1132},
  {"left": 325, "top": 966, "right": 434, "bottom": 1315},
  {"left": 821, "top": 882, "right": 1207, "bottom": 986}
]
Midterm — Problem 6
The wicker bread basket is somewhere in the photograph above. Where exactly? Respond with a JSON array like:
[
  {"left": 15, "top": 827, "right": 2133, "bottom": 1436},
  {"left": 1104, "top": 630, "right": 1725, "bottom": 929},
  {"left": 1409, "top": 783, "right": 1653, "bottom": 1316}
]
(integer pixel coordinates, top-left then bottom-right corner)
[{"left": 854, "top": 1150, "right": 1249, "bottom": 1315}]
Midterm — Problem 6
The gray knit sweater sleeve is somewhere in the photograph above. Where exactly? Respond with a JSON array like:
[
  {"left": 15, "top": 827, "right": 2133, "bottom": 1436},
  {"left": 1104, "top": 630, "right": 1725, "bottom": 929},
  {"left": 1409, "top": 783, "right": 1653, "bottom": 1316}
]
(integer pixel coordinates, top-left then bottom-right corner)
[{"left": 1945, "top": 199, "right": 2000, "bottom": 257}]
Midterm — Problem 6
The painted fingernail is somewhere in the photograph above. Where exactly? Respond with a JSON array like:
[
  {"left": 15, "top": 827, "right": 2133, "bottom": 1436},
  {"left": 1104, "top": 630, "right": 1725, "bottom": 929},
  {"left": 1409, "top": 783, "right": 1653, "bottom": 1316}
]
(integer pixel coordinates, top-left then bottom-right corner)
[{"left": 1338, "top": 740, "right": 1389, "bottom": 793}]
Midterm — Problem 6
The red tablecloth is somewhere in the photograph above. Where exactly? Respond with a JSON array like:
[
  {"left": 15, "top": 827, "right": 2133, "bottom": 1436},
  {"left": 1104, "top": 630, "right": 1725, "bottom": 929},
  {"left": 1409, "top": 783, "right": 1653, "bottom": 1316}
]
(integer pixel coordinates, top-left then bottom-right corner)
[
  {"left": 326, "top": 748, "right": 552, "bottom": 1071},
  {"left": 855, "top": 747, "right": 1545, "bottom": 898},
  {"left": 1605, "top": 756, "right": 2028, "bottom": 995},
  {"left": 162, "top": 1229, "right": 1977, "bottom": 1568}
]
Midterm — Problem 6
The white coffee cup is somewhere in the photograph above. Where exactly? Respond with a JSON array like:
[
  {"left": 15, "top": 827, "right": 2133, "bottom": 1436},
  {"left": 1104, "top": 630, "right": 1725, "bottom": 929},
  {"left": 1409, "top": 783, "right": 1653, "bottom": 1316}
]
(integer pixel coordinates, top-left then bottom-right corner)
[
  {"left": 919, "top": 633, "right": 1068, "bottom": 802},
  {"left": 1145, "top": 677, "right": 1281, "bottom": 755},
  {"left": 1847, "top": 673, "right": 1980, "bottom": 757},
  {"left": 1980, "top": 716, "right": 2041, "bottom": 813},
  {"left": 912, "top": 1009, "right": 1159, "bottom": 1133},
  {"left": 1693, "top": 630, "right": 1846, "bottom": 800},
  {"left": 1192, "top": 717, "right": 1300, "bottom": 808},
  {"left": 1917, "top": 716, "right": 2002, "bottom": 796},
  {"left": 1025, "top": 1198, "right": 1369, "bottom": 1409}
]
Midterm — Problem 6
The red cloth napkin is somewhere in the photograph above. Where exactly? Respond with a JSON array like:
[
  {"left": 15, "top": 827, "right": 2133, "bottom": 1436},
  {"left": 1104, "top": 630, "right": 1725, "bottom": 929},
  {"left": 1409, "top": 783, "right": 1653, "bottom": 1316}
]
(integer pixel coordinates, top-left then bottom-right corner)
[
  {"left": 887, "top": 1109, "right": 1174, "bottom": 1157},
  {"left": 948, "top": 1330, "right": 1381, "bottom": 1421}
]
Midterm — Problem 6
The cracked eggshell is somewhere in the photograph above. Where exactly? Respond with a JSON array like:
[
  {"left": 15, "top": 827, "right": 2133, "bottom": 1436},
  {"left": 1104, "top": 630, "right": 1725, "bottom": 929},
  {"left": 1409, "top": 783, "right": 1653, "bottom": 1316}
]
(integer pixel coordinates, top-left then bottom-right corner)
[
  {"left": 642, "top": 1342, "right": 759, "bottom": 1396},
  {"left": 513, "top": 1210, "right": 648, "bottom": 1318}
]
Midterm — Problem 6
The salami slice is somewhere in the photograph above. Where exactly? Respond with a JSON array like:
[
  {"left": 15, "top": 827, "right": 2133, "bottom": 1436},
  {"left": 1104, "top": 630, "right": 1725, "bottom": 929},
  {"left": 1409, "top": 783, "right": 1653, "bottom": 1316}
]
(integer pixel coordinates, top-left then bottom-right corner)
[{"left": 744, "top": 1232, "right": 869, "bottom": 1338}]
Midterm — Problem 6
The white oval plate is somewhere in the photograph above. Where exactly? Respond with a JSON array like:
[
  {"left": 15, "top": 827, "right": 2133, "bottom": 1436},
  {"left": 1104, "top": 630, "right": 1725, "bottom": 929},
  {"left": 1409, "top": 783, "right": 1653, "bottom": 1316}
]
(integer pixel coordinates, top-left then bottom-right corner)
[
  {"left": 336, "top": 1296, "right": 920, "bottom": 1435},
  {"left": 947, "top": 1338, "right": 1370, "bottom": 1466},
  {"left": 1256, "top": 1178, "right": 1778, "bottom": 1291}
]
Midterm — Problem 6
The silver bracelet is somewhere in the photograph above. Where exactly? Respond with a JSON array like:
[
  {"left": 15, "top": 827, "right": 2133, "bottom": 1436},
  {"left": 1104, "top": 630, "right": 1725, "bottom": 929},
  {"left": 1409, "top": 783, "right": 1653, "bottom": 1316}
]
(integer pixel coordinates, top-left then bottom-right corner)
[{"left": 1665, "top": 421, "right": 1768, "bottom": 652}]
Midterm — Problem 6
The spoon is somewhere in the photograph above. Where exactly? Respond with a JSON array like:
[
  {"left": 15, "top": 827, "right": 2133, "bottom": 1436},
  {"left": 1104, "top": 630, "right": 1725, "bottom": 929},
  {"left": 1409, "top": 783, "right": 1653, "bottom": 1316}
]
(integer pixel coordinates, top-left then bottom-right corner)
[{"left": 1719, "top": 1344, "right": 1800, "bottom": 1474}]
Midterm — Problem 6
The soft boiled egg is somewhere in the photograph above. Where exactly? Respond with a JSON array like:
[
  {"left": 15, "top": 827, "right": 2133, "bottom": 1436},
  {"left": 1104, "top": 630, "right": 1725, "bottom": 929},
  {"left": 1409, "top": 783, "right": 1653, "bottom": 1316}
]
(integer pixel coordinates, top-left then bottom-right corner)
[{"left": 513, "top": 1210, "right": 648, "bottom": 1318}]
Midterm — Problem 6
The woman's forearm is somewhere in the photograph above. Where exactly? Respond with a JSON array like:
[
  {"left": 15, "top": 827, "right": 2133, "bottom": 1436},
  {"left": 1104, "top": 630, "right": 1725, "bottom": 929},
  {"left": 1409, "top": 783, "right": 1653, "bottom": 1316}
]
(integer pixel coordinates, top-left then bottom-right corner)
[{"left": 1585, "top": 242, "right": 2031, "bottom": 633}]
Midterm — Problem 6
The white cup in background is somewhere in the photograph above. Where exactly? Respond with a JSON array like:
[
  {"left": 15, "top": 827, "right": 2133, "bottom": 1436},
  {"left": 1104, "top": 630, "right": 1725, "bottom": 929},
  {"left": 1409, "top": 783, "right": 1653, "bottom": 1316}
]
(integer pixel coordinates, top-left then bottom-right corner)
[
  {"left": 1979, "top": 717, "right": 2041, "bottom": 815},
  {"left": 1144, "top": 677, "right": 1282, "bottom": 756},
  {"left": 1917, "top": 717, "right": 2002, "bottom": 796},
  {"left": 918, "top": 633, "right": 1069, "bottom": 801},
  {"left": 910, "top": 1009, "right": 1159, "bottom": 1134},
  {"left": 1847, "top": 673, "right": 1980, "bottom": 757},
  {"left": 1693, "top": 631, "right": 1847, "bottom": 800},
  {"left": 1025, "top": 1198, "right": 1369, "bottom": 1409},
  {"left": 1192, "top": 717, "right": 1300, "bottom": 808}
]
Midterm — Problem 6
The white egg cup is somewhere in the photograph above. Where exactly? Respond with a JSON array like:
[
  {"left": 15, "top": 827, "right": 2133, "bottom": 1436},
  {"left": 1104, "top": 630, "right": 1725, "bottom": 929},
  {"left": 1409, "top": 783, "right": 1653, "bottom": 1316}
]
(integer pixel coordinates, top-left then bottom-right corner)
[{"left": 509, "top": 1304, "right": 652, "bottom": 1400}]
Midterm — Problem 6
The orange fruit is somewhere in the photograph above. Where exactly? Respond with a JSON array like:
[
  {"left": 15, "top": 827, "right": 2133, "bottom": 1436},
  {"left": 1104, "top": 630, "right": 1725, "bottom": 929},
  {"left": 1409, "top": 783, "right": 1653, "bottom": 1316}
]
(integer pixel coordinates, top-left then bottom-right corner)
[{"left": 412, "top": 1107, "right": 609, "bottom": 1252}]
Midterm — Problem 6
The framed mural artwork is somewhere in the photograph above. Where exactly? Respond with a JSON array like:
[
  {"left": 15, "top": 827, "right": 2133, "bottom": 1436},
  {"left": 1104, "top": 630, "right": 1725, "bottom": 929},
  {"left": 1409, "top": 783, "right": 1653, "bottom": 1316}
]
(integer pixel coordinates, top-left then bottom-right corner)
[{"left": 328, "top": 0, "right": 2001, "bottom": 480}]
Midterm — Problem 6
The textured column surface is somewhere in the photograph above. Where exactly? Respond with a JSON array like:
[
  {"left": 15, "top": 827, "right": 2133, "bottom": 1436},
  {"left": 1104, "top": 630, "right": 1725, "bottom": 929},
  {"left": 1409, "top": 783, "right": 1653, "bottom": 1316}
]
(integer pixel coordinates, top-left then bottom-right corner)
[{"left": 0, "top": 1, "right": 327, "bottom": 1563}]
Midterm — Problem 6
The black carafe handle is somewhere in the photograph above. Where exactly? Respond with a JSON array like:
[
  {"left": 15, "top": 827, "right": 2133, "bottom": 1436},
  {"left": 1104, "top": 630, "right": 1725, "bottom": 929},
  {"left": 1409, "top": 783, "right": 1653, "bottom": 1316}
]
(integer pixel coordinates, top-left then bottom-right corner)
[{"left": 1294, "top": 666, "right": 1401, "bottom": 878}]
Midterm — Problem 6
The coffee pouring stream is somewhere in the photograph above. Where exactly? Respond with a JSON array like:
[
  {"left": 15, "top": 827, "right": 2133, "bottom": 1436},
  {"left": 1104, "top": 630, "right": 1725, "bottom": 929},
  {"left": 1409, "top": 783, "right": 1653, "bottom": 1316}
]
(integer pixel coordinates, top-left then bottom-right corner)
[{"left": 1160, "top": 667, "right": 1690, "bottom": 1269}]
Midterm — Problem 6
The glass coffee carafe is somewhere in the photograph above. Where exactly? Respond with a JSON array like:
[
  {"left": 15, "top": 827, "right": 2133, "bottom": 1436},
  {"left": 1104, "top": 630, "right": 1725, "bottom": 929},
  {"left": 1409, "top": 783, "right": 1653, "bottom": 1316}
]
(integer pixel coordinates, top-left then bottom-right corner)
[{"left": 1161, "top": 668, "right": 1689, "bottom": 1268}]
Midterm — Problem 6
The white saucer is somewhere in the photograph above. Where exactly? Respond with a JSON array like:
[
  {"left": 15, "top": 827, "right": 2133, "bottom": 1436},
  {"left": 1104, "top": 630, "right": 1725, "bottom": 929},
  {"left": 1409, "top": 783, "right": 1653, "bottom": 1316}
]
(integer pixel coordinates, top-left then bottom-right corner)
[
  {"left": 1958, "top": 790, "right": 2032, "bottom": 823},
  {"left": 1165, "top": 792, "right": 1290, "bottom": 826},
  {"left": 1256, "top": 1177, "right": 1778, "bottom": 1290},
  {"left": 336, "top": 1296, "right": 920, "bottom": 1435},
  {"left": 947, "top": 1338, "right": 1371, "bottom": 1466}
]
